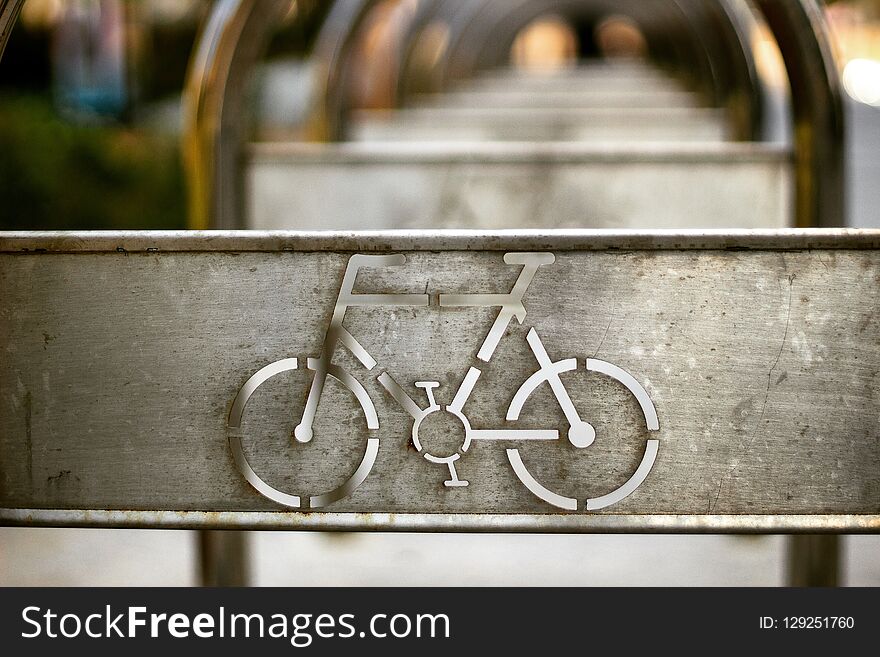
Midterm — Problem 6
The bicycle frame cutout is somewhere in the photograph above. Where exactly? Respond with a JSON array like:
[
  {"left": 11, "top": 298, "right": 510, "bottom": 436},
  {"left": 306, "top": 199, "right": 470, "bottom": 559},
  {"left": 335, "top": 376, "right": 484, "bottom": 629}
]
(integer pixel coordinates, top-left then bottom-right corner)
[{"left": 228, "top": 252, "right": 660, "bottom": 511}]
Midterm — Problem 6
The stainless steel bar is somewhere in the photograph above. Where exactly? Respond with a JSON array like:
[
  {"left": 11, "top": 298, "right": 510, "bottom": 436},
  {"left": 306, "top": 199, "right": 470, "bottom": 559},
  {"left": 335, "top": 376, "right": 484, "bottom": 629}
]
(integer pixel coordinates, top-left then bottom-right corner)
[
  {"left": 3, "top": 228, "right": 876, "bottom": 253},
  {"left": 1, "top": 230, "right": 878, "bottom": 532},
  {"left": 2, "top": 510, "right": 878, "bottom": 534}
]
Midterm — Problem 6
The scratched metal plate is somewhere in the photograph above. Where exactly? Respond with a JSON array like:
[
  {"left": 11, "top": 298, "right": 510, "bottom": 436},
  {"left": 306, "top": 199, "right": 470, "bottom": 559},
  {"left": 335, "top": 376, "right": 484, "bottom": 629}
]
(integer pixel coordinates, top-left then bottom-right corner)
[
  {"left": 246, "top": 143, "right": 792, "bottom": 231},
  {"left": 0, "top": 231, "right": 878, "bottom": 532}
]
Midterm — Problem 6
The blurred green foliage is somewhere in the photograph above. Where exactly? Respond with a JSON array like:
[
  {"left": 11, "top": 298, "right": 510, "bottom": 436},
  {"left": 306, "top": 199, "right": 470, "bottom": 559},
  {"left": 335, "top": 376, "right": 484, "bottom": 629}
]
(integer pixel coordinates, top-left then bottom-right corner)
[{"left": 0, "top": 94, "right": 186, "bottom": 230}]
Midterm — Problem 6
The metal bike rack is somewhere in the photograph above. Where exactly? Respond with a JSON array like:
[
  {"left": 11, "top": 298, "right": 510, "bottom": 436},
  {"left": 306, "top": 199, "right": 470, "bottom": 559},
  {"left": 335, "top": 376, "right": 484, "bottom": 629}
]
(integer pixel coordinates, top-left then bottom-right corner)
[
  {"left": 1, "top": 230, "right": 878, "bottom": 579},
  {"left": 448, "top": 0, "right": 764, "bottom": 140},
  {"left": 0, "top": 1, "right": 861, "bottom": 588},
  {"left": 1, "top": 228, "right": 878, "bottom": 524},
  {"left": 181, "top": 0, "right": 840, "bottom": 231}
]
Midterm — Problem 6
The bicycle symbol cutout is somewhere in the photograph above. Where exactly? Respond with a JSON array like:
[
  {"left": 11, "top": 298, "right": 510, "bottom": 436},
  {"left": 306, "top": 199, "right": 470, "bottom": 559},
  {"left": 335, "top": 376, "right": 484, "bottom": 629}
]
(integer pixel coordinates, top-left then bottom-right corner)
[{"left": 227, "top": 253, "right": 659, "bottom": 511}]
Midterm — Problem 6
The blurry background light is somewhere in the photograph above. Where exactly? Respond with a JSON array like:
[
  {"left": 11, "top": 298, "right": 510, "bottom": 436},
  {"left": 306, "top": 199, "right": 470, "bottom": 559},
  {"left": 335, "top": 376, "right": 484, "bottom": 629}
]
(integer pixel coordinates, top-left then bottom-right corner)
[
  {"left": 842, "top": 57, "right": 880, "bottom": 105},
  {"left": 825, "top": 0, "right": 880, "bottom": 105},
  {"left": 594, "top": 14, "right": 647, "bottom": 61},
  {"left": 19, "top": 0, "right": 62, "bottom": 29},
  {"left": 511, "top": 15, "right": 577, "bottom": 71}
]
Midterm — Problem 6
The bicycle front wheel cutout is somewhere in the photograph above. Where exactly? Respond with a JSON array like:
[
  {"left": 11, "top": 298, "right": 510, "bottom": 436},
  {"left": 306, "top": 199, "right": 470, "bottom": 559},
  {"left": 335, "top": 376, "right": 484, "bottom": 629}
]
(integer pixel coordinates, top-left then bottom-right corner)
[
  {"left": 227, "top": 357, "right": 379, "bottom": 509},
  {"left": 506, "top": 357, "right": 660, "bottom": 511}
]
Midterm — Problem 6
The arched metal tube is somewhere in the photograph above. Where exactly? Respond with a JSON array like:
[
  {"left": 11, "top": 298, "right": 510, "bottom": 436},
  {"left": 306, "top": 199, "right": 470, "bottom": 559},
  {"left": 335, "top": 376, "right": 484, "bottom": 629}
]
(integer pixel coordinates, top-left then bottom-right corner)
[
  {"left": 422, "top": 0, "right": 705, "bottom": 96},
  {"left": 427, "top": 0, "right": 758, "bottom": 138},
  {"left": 306, "top": 0, "right": 379, "bottom": 141},
  {"left": 754, "top": 0, "right": 844, "bottom": 227},
  {"left": 181, "top": 0, "right": 289, "bottom": 230},
  {"left": 397, "top": 0, "right": 486, "bottom": 99},
  {"left": 702, "top": 0, "right": 764, "bottom": 140},
  {"left": 0, "top": 0, "right": 24, "bottom": 61},
  {"left": 182, "top": 0, "right": 843, "bottom": 229}
]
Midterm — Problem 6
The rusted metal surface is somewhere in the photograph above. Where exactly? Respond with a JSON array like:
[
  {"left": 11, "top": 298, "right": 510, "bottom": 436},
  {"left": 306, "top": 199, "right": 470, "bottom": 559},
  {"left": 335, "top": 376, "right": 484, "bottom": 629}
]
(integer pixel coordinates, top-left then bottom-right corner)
[{"left": 1, "top": 230, "right": 878, "bottom": 531}]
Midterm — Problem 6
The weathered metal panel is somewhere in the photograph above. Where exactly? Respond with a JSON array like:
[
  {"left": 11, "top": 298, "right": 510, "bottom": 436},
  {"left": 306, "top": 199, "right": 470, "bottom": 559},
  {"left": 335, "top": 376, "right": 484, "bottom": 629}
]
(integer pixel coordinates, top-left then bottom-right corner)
[
  {"left": 0, "top": 231, "right": 878, "bottom": 531},
  {"left": 246, "top": 143, "right": 793, "bottom": 230},
  {"left": 455, "top": 67, "right": 683, "bottom": 94},
  {"left": 350, "top": 108, "right": 730, "bottom": 143},
  {"left": 414, "top": 89, "right": 702, "bottom": 110}
]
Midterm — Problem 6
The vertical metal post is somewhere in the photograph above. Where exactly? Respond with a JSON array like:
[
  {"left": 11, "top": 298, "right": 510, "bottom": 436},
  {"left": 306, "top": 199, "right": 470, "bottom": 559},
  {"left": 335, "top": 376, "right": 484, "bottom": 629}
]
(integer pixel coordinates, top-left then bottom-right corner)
[
  {"left": 755, "top": 0, "right": 845, "bottom": 228},
  {"left": 182, "top": 0, "right": 289, "bottom": 229},
  {"left": 755, "top": 0, "right": 845, "bottom": 585},
  {"left": 198, "top": 530, "right": 250, "bottom": 587},
  {"left": 786, "top": 535, "right": 840, "bottom": 587}
]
